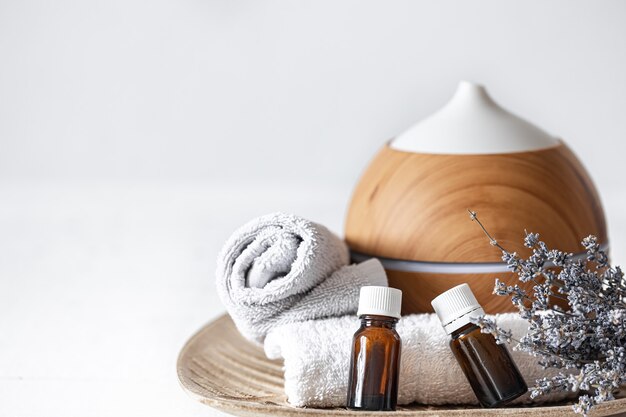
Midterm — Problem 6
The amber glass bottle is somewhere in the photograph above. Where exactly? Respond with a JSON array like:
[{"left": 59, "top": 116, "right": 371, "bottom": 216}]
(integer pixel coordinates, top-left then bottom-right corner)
[
  {"left": 347, "top": 286, "right": 402, "bottom": 411},
  {"left": 432, "top": 284, "right": 528, "bottom": 408}
]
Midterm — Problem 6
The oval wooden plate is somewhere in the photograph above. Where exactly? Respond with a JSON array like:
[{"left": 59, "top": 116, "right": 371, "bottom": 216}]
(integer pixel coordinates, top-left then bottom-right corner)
[{"left": 177, "top": 314, "right": 626, "bottom": 417}]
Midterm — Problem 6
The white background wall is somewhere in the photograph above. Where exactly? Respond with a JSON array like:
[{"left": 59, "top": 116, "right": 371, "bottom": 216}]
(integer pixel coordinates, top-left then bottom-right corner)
[
  {"left": 1, "top": 0, "right": 625, "bottom": 189},
  {"left": 1, "top": 1, "right": 625, "bottom": 416}
]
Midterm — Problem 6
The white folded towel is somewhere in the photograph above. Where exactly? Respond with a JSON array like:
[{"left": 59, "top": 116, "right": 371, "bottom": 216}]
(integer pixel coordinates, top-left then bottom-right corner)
[
  {"left": 216, "top": 212, "right": 388, "bottom": 344},
  {"left": 265, "top": 313, "right": 573, "bottom": 407}
]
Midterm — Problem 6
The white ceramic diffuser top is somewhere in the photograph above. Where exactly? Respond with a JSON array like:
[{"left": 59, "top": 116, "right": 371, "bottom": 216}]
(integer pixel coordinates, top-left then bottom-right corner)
[{"left": 390, "top": 81, "right": 559, "bottom": 154}]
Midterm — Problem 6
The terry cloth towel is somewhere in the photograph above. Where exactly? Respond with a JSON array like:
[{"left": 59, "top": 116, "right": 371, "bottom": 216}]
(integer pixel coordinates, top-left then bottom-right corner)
[
  {"left": 265, "top": 313, "right": 574, "bottom": 407},
  {"left": 216, "top": 212, "right": 388, "bottom": 344}
]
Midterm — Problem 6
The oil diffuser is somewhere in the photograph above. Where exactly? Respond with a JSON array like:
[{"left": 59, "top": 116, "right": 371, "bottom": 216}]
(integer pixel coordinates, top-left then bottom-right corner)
[{"left": 345, "top": 81, "right": 607, "bottom": 314}]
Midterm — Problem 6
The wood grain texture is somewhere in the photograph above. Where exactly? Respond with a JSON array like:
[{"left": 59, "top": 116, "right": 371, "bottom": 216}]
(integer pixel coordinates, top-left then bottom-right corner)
[
  {"left": 177, "top": 314, "right": 626, "bottom": 417},
  {"left": 345, "top": 141, "right": 607, "bottom": 313},
  {"left": 387, "top": 270, "right": 522, "bottom": 314}
]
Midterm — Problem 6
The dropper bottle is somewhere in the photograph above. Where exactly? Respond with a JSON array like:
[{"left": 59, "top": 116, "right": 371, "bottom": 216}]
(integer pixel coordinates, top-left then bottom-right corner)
[
  {"left": 347, "top": 286, "right": 402, "bottom": 411},
  {"left": 431, "top": 284, "right": 527, "bottom": 407}
]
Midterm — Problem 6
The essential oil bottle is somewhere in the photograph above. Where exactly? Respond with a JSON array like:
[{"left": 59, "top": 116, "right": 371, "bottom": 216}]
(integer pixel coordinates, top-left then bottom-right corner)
[
  {"left": 431, "top": 284, "right": 528, "bottom": 407},
  {"left": 347, "top": 286, "right": 402, "bottom": 411}
]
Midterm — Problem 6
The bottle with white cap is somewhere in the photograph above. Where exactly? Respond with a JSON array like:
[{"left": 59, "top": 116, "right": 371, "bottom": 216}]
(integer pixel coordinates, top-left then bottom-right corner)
[
  {"left": 431, "top": 284, "right": 528, "bottom": 407},
  {"left": 346, "top": 286, "right": 402, "bottom": 411}
]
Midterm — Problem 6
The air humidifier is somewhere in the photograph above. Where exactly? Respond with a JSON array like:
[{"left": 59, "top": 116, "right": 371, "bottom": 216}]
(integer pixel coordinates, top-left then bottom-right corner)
[{"left": 345, "top": 81, "right": 607, "bottom": 314}]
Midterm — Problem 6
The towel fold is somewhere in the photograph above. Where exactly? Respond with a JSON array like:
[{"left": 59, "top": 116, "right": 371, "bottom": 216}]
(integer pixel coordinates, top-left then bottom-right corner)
[
  {"left": 216, "top": 212, "right": 388, "bottom": 344},
  {"left": 265, "top": 313, "right": 574, "bottom": 408}
]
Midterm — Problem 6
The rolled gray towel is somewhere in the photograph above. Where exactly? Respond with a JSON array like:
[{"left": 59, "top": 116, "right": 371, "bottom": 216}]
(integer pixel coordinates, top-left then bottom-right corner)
[{"left": 216, "top": 212, "right": 387, "bottom": 344}]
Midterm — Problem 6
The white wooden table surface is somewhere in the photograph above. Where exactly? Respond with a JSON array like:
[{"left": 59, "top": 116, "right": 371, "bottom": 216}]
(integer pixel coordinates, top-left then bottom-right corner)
[{"left": 1, "top": 180, "right": 625, "bottom": 416}]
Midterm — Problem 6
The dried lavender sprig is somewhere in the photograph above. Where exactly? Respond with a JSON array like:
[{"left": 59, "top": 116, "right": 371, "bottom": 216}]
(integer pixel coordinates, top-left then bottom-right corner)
[
  {"left": 468, "top": 210, "right": 508, "bottom": 252},
  {"left": 468, "top": 210, "right": 626, "bottom": 416}
]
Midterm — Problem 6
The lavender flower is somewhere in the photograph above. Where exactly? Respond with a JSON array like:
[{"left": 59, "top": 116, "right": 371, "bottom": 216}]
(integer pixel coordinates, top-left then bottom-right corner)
[{"left": 469, "top": 210, "right": 626, "bottom": 416}]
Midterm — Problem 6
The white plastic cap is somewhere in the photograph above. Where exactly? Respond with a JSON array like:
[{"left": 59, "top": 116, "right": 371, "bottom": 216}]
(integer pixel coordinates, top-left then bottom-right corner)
[
  {"left": 390, "top": 81, "right": 558, "bottom": 155},
  {"left": 431, "top": 284, "right": 485, "bottom": 334},
  {"left": 357, "top": 286, "right": 402, "bottom": 319}
]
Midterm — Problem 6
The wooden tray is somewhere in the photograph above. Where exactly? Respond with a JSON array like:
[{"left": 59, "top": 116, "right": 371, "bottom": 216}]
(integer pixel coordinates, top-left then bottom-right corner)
[{"left": 177, "top": 314, "right": 626, "bottom": 417}]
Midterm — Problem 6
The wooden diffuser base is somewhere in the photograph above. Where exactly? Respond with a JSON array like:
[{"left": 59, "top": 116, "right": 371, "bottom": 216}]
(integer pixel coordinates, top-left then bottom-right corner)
[
  {"left": 387, "top": 270, "right": 515, "bottom": 314},
  {"left": 345, "top": 142, "right": 607, "bottom": 314}
]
